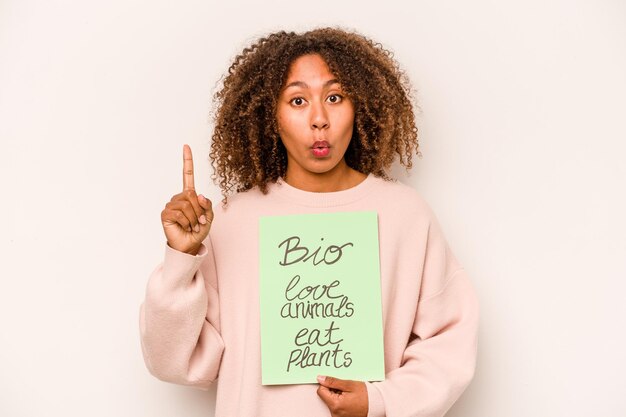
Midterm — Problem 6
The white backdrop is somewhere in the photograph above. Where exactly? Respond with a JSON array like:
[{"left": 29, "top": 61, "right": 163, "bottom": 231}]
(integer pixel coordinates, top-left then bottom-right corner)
[{"left": 1, "top": 0, "right": 625, "bottom": 416}]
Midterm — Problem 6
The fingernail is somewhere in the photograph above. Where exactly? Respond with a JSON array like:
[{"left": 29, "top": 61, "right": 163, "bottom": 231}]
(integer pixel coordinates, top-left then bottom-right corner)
[
  {"left": 199, "top": 194, "right": 206, "bottom": 202},
  {"left": 199, "top": 215, "right": 207, "bottom": 224},
  {"left": 317, "top": 375, "right": 325, "bottom": 383},
  {"left": 194, "top": 224, "right": 200, "bottom": 233}
]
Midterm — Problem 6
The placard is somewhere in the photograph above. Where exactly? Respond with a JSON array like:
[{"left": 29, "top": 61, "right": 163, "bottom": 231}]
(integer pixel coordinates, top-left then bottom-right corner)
[{"left": 259, "top": 211, "right": 384, "bottom": 385}]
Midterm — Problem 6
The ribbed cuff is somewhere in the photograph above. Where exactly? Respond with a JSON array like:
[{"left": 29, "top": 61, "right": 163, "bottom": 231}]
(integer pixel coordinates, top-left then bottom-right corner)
[
  {"left": 162, "top": 242, "right": 208, "bottom": 285},
  {"left": 365, "top": 382, "right": 386, "bottom": 417}
]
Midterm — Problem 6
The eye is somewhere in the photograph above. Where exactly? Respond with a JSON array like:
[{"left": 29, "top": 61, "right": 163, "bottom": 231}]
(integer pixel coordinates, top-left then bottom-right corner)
[
  {"left": 327, "top": 94, "right": 343, "bottom": 103},
  {"left": 290, "top": 97, "right": 306, "bottom": 106}
]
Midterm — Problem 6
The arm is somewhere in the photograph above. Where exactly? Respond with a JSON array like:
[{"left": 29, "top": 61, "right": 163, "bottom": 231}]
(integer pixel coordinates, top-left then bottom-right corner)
[
  {"left": 139, "top": 144, "right": 224, "bottom": 389},
  {"left": 139, "top": 238, "right": 224, "bottom": 390},
  {"left": 367, "top": 217, "right": 480, "bottom": 417}
]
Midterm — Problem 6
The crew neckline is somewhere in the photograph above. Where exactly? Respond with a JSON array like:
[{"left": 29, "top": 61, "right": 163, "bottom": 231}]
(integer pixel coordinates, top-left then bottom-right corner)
[{"left": 268, "top": 173, "right": 379, "bottom": 207}]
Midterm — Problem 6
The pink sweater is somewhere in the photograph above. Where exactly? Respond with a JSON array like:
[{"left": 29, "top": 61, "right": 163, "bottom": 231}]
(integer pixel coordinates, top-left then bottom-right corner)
[{"left": 139, "top": 175, "right": 479, "bottom": 417}]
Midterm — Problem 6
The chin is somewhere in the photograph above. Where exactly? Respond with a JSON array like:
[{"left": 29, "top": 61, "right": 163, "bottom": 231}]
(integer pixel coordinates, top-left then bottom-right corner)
[{"left": 306, "top": 161, "right": 340, "bottom": 174}]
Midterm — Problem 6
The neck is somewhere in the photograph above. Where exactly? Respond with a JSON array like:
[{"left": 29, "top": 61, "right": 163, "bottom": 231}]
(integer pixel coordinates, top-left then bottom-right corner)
[{"left": 284, "top": 162, "right": 367, "bottom": 193}]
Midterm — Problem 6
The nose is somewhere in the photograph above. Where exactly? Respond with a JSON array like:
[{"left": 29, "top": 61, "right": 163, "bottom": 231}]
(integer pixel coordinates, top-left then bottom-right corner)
[{"left": 310, "top": 101, "right": 329, "bottom": 130}]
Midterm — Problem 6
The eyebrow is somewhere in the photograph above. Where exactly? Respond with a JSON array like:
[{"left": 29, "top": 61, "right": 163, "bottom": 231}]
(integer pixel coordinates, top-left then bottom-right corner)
[{"left": 283, "top": 79, "right": 340, "bottom": 90}]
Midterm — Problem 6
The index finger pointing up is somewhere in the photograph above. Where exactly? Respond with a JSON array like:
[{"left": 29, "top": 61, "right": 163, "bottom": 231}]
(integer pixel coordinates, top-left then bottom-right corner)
[{"left": 182, "top": 144, "right": 195, "bottom": 191}]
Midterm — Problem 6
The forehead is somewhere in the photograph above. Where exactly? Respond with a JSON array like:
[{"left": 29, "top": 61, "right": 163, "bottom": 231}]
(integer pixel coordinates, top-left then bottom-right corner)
[{"left": 284, "top": 54, "right": 336, "bottom": 84}]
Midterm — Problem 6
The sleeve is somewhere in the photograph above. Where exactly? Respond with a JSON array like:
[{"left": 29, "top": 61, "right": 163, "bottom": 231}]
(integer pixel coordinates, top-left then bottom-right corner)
[
  {"left": 366, "top": 214, "right": 480, "bottom": 417},
  {"left": 138, "top": 237, "right": 225, "bottom": 390}
]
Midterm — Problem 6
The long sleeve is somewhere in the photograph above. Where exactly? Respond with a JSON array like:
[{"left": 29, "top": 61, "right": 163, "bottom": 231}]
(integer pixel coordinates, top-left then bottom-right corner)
[
  {"left": 139, "top": 237, "right": 225, "bottom": 390},
  {"left": 366, "top": 214, "right": 480, "bottom": 417}
]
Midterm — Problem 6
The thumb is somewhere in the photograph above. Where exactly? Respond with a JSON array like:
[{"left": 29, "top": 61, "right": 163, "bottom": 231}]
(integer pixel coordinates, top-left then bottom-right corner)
[
  {"left": 197, "top": 194, "right": 214, "bottom": 223},
  {"left": 197, "top": 194, "right": 212, "bottom": 210},
  {"left": 317, "top": 375, "right": 353, "bottom": 392}
]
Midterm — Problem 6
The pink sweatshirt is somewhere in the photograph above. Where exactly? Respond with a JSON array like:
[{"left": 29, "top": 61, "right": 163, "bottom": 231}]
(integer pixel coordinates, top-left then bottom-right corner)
[{"left": 139, "top": 174, "right": 479, "bottom": 417}]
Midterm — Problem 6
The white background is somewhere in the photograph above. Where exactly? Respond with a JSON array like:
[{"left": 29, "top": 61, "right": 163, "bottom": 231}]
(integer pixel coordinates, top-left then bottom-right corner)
[{"left": 1, "top": 0, "right": 625, "bottom": 416}]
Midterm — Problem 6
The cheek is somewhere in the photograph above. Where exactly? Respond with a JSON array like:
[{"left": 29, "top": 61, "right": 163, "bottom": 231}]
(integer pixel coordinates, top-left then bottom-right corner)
[
  {"left": 277, "top": 111, "right": 297, "bottom": 134},
  {"left": 338, "top": 102, "right": 355, "bottom": 127},
  {"left": 276, "top": 105, "right": 291, "bottom": 131},
  {"left": 339, "top": 110, "right": 355, "bottom": 134}
]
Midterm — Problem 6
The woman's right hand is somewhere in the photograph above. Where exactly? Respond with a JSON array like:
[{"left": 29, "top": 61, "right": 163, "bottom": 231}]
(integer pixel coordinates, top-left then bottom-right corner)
[{"left": 161, "top": 144, "right": 213, "bottom": 255}]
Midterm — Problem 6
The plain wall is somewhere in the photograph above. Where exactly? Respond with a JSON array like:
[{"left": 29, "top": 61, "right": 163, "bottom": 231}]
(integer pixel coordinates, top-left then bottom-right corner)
[{"left": 1, "top": 0, "right": 625, "bottom": 415}]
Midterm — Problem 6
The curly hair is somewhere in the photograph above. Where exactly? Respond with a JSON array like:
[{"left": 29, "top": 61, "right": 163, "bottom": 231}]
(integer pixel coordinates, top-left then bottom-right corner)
[{"left": 209, "top": 27, "right": 420, "bottom": 201}]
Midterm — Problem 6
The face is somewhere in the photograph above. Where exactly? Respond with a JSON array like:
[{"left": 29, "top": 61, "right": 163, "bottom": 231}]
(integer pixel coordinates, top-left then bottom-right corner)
[{"left": 276, "top": 54, "right": 355, "bottom": 181}]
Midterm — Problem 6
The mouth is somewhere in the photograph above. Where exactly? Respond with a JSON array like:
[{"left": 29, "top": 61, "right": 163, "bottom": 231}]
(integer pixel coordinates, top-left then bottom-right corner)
[{"left": 311, "top": 141, "right": 330, "bottom": 158}]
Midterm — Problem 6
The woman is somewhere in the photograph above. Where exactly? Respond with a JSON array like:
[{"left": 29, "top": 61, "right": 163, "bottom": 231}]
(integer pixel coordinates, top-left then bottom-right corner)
[{"left": 139, "top": 27, "right": 479, "bottom": 417}]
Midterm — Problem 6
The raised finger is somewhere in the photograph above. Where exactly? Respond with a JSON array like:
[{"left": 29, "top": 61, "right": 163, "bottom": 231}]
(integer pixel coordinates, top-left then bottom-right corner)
[{"left": 182, "top": 144, "right": 195, "bottom": 191}]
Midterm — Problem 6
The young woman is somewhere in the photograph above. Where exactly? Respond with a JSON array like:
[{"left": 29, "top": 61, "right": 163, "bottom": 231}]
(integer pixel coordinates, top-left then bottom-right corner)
[{"left": 139, "top": 28, "right": 479, "bottom": 417}]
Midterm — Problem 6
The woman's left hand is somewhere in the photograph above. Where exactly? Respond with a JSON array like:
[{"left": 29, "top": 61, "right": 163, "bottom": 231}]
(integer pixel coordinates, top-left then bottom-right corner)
[{"left": 316, "top": 376, "right": 368, "bottom": 417}]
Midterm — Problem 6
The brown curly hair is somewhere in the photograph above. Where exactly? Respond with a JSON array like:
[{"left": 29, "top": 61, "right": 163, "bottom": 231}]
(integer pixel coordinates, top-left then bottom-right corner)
[{"left": 209, "top": 27, "right": 420, "bottom": 201}]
